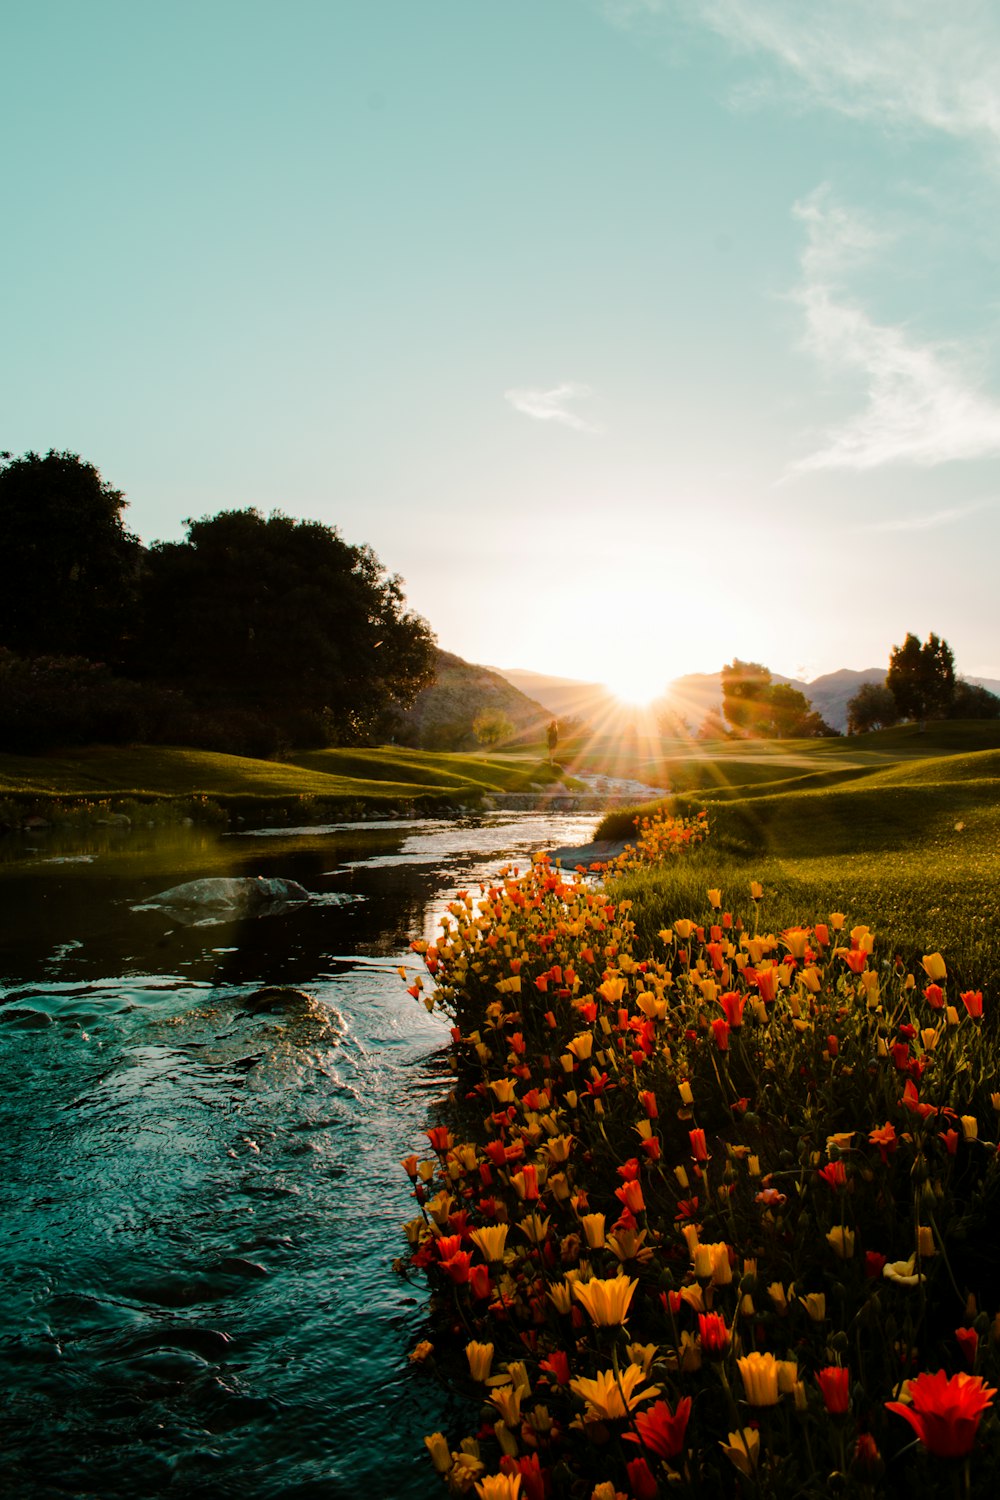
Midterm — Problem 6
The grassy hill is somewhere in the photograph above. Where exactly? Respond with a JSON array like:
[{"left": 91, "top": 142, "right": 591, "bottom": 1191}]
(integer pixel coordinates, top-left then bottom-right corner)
[
  {"left": 595, "top": 721, "right": 1000, "bottom": 992},
  {"left": 0, "top": 741, "right": 565, "bottom": 820}
]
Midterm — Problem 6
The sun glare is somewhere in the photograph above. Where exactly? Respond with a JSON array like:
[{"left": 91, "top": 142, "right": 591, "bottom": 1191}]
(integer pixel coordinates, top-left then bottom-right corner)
[{"left": 602, "top": 665, "right": 669, "bottom": 709}]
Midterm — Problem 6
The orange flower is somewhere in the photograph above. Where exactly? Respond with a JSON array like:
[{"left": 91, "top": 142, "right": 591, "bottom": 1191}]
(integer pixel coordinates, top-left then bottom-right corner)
[
  {"left": 885, "top": 1370, "right": 996, "bottom": 1458},
  {"left": 689, "top": 1128, "right": 709, "bottom": 1161}
]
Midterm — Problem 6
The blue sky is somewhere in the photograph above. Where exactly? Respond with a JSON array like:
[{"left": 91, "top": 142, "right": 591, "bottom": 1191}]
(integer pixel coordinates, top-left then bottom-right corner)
[{"left": 5, "top": 0, "right": 1000, "bottom": 701}]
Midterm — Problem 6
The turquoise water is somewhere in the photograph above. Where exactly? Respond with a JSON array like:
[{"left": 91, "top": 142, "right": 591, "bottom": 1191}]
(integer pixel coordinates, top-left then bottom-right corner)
[{"left": 0, "top": 811, "right": 597, "bottom": 1498}]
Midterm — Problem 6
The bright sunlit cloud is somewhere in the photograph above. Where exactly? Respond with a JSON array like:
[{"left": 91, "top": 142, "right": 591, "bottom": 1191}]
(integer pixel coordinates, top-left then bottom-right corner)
[
  {"left": 504, "top": 382, "right": 602, "bottom": 432},
  {"left": 623, "top": 1, "right": 1000, "bottom": 162},
  {"left": 788, "top": 189, "right": 1000, "bottom": 472},
  {"left": 861, "top": 497, "right": 999, "bottom": 533}
]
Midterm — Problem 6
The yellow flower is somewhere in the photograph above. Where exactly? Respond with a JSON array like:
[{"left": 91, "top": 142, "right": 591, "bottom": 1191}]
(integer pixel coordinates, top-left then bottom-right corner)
[
  {"left": 776, "top": 1359, "right": 798, "bottom": 1394},
  {"left": 580, "top": 1212, "right": 607, "bottom": 1249},
  {"left": 678, "top": 1080, "right": 694, "bottom": 1105},
  {"left": 543, "top": 1133, "right": 574, "bottom": 1162},
  {"left": 573, "top": 1273, "right": 638, "bottom": 1325},
  {"left": 798, "top": 1292, "right": 826, "bottom": 1321},
  {"left": 409, "top": 1339, "right": 434, "bottom": 1363},
  {"left": 917, "top": 1225, "right": 936, "bottom": 1258},
  {"left": 570, "top": 1363, "right": 658, "bottom": 1421},
  {"left": 627, "top": 1341, "right": 657, "bottom": 1375},
  {"left": 828, "top": 912, "right": 846, "bottom": 931},
  {"left": 961, "top": 1114, "right": 978, "bottom": 1141},
  {"left": 547, "top": 1279, "right": 574, "bottom": 1314},
  {"left": 489, "top": 1383, "right": 523, "bottom": 1426},
  {"left": 591, "top": 1485, "right": 628, "bottom": 1500},
  {"left": 737, "top": 1351, "right": 781, "bottom": 1406},
  {"left": 750, "top": 881, "right": 764, "bottom": 900},
  {"left": 465, "top": 1341, "right": 495, "bottom": 1382},
  {"left": 475, "top": 1474, "right": 522, "bottom": 1500},
  {"left": 567, "top": 1032, "right": 594, "bottom": 1061},
  {"left": 674, "top": 920, "right": 696, "bottom": 940},
  {"left": 922, "top": 952, "right": 947, "bottom": 981},
  {"left": 707, "top": 888, "right": 722, "bottom": 908},
  {"left": 490, "top": 1077, "right": 518, "bottom": 1102},
  {"left": 720, "top": 1428, "right": 760, "bottom": 1477},
  {"left": 826, "top": 1226, "right": 855, "bottom": 1259},
  {"left": 518, "top": 1213, "right": 550, "bottom": 1244},
  {"left": 883, "top": 1254, "right": 925, "bottom": 1287},
  {"left": 424, "top": 1432, "right": 452, "bottom": 1474},
  {"left": 470, "top": 1224, "right": 509, "bottom": 1262}
]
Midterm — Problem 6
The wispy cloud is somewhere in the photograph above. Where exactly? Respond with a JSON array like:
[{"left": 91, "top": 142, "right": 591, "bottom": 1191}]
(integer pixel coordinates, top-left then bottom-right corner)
[
  {"left": 504, "top": 382, "right": 601, "bottom": 432},
  {"left": 788, "top": 188, "right": 1000, "bottom": 472},
  {"left": 863, "top": 498, "right": 997, "bottom": 532},
  {"left": 610, "top": 1, "right": 1000, "bottom": 157}
]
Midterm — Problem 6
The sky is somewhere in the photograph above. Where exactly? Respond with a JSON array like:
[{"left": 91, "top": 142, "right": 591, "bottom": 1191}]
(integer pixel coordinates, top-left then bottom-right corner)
[{"left": 4, "top": 0, "right": 1000, "bottom": 703}]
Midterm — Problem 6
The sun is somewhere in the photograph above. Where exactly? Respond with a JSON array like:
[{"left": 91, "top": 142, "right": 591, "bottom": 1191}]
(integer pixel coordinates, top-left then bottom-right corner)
[{"left": 600, "top": 662, "right": 670, "bottom": 709}]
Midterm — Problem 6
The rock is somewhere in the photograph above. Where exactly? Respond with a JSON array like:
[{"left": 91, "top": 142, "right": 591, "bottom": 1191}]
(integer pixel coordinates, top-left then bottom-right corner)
[
  {"left": 242, "top": 986, "right": 317, "bottom": 1015},
  {"left": 133, "top": 876, "right": 311, "bottom": 925}
]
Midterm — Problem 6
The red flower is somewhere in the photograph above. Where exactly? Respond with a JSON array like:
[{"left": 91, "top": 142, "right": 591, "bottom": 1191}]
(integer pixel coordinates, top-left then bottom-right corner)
[
  {"left": 711, "top": 1017, "right": 731, "bottom": 1051},
  {"left": 468, "top": 1264, "right": 492, "bottom": 1299},
  {"left": 955, "top": 1327, "right": 979, "bottom": 1369},
  {"left": 539, "top": 1349, "right": 571, "bottom": 1384},
  {"left": 923, "top": 983, "right": 944, "bottom": 1010},
  {"left": 625, "top": 1457, "right": 659, "bottom": 1500},
  {"left": 960, "top": 989, "right": 984, "bottom": 1018},
  {"left": 689, "top": 1128, "right": 709, "bottom": 1161},
  {"left": 624, "top": 1396, "right": 692, "bottom": 1460},
  {"left": 718, "top": 991, "right": 745, "bottom": 1027},
  {"left": 818, "top": 1160, "right": 847, "bottom": 1189},
  {"left": 638, "top": 1089, "right": 659, "bottom": 1118},
  {"left": 698, "top": 1311, "right": 730, "bottom": 1355},
  {"left": 816, "top": 1365, "right": 851, "bottom": 1415},
  {"left": 885, "top": 1369, "right": 997, "bottom": 1458}
]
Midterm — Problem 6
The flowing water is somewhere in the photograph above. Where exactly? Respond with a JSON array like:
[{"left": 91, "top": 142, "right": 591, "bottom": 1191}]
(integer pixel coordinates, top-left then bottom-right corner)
[{"left": 0, "top": 810, "right": 600, "bottom": 1499}]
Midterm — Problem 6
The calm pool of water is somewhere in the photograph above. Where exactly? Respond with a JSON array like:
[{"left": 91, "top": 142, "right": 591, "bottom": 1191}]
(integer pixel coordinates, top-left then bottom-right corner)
[{"left": 0, "top": 811, "right": 599, "bottom": 1498}]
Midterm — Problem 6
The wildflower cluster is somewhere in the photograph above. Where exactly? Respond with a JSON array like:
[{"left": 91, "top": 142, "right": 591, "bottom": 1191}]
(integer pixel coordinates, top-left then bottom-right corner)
[{"left": 401, "top": 811, "right": 999, "bottom": 1498}]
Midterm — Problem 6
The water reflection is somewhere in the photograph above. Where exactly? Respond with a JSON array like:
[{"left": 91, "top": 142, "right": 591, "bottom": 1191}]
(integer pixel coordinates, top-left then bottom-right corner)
[{"left": 0, "top": 810, "right": 598, "bottom": 1497}]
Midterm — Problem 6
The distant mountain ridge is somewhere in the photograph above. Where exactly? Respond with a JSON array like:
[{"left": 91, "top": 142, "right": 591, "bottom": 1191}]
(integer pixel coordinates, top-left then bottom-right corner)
[
  {"left": 394, "top": 650, "right": 550, "bottom": 749},
  {"left": 494, "top": 664, "right": 1000, "bottom": 734}
]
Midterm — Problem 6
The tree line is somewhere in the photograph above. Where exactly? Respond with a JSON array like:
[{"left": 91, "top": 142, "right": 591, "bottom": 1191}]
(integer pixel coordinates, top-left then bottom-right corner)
[
  {"left": 847, "top": 633, "right": 999, "bottom": 732},
  {"left": 0, "top": 449, "right": 436, "bottom": 754}
]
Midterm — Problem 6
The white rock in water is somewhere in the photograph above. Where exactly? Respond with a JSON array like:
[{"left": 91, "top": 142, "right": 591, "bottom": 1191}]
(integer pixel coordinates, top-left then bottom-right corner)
[{"left": 134, "top": 875, "right": 311, "bottom": 918}]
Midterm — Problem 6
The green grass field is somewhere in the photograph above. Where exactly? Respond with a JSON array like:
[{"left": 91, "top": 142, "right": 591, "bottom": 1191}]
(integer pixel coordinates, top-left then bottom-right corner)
[
  {"left": 594, "top": 724, "right": 1000, "bottom": 996},
  {"left": 0, "top": 740, "right": 568, "bottom": 814}
]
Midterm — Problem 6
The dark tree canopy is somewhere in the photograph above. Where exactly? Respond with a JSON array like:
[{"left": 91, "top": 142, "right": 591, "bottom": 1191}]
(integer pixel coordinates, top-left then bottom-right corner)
[
  {"left": 846, "top": 681, "right": 900, "bottom": 734},
  {"left": 135, "top": 508, "right": 435, "bottom": 744},
  {"left": 886, "top": 632, "right": 955, "bottom": 724},
  {"left": 950, "top": 679, "right": 1000, "bottom": 720},
  {"left": 721, "top": 660, "right": 834, "bottom": 739},
  {"left": 0, "top": 449, "right": 141, "bottom": 661}
]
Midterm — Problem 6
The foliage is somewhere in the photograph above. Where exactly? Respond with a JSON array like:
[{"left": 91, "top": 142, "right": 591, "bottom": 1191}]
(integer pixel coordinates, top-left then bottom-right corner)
[
  {"left": 474, "top": 709, "right": 516, "bottom": 755},
  {"left": 0, "top": 449, "right": 141, "bottom": 662},
  {"left": 722, "top": 661, "right": 834, "bottom": 739},
  {"left": 887, "top": 633, "right": 956, "bottom": 725},
  {"left": 134, "top": 507, "right": 435, "bottom": 745},
  {"left": 402, "top": 813, "right": 1000, "bottom": 1497},
  {"left": 950, "top": 680, "right": 1000, "bottom": 721},
  {"left": 846, "top": 681, "right": 900, "bottom": 734}
]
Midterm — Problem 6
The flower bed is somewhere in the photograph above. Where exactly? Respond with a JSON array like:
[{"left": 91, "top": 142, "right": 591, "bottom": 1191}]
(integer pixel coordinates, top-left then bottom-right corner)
[{"left": 400, "top": 811, "right": 999, "bottom": 1498}]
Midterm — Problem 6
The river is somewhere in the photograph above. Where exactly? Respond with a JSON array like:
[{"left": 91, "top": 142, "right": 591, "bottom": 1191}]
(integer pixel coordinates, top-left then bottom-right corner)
[{"left": 0, "top": 809, "right": 599, "bottom": 1499}]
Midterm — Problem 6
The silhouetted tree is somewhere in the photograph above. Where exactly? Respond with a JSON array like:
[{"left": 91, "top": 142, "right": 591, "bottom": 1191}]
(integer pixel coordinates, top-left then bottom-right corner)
[
  {"left": 949, "top": 679, "right": 1000, "bottom": 720},
  {"left": 0, "top": 449, "right": 141, "bottom": 662},
  {"left": 846, "top": 681, "right": 900, "bottom": 734},
  {"left": 722, "top": 661, "right": 834, "bottom": 738},
  {"left": 473, "top": 708, "right": 514, "bottom": 758},
  {"left": 721, "top": 660, "right": 773, "bottom": 736},
  {"left": 135, "top": 508, "right": 435, "bottom": 745},
  {"left": 886, "top": 632, "right": 955, "bottom": 726}
]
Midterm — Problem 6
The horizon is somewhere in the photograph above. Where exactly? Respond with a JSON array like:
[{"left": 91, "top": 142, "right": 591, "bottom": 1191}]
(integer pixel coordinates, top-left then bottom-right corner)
[{"left": 4, "top": 3, "right": 1000, "bottom": 693}]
